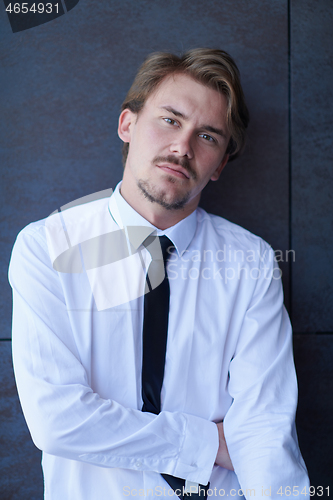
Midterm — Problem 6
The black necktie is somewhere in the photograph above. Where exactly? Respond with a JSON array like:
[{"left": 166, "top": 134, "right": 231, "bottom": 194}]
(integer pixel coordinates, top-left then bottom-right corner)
[
  {"left": 141, "top": 235, "right": 210, "bottom": 499},
  {"left": 141, "top": 235, "right": 173, "bottom": 414}
]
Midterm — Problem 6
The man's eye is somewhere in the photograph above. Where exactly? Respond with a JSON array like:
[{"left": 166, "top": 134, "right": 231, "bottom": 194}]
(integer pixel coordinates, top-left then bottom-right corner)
[
  {"left": 163, "top": 117, "right": 177, "bottom": 125},
  {"left": 200, "top": 133, "right": 215, "bottom": 142}
]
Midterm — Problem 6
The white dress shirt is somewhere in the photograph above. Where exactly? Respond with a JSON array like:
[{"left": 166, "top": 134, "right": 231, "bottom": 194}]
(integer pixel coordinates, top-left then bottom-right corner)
[{"left": 9, "top": 182, "right": 309, "bottom": 499}]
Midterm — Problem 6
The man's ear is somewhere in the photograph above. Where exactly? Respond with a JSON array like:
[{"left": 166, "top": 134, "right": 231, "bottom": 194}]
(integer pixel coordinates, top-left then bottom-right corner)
[
  {"left": 118, "top": 109, "right": 136, "bottom": 143},
  {"left": 210, "top": 153, "right": 229, "bottom": 181}
]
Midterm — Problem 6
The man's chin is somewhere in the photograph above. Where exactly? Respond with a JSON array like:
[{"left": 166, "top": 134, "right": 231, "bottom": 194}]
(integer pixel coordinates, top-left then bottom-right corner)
[{"left": 137, "top": 180, "right": 190, "bottom": 211}]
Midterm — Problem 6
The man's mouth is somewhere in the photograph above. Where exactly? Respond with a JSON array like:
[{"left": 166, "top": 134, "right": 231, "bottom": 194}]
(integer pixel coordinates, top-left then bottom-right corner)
[{"left": 156, "top": 163, "right": 190, "bottom": 179}]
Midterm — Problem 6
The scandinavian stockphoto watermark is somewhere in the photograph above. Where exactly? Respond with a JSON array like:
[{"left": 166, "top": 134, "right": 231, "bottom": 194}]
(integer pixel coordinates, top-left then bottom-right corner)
[
  {"left": 45, "top": 188, "right": 295, "bottom": 310},
  {"left": 122, "top": 485, "right": 330, "bottom": 497},
  {"left": 123, "top": 485, "right": 257, "bottom": 497},
  {"left": 165, "top": 246, "right": 294, "bottom": 283}
]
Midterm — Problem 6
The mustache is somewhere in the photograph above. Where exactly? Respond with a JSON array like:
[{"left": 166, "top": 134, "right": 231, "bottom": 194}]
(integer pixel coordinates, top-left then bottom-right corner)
[{"left": 153, "top": 155, "right": 197, "bottom": 180}]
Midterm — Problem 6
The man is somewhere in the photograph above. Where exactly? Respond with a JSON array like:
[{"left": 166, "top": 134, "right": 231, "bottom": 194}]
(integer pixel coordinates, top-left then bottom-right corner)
[{"left": 9, "top": 49, "right": 309, "bottom": 499}]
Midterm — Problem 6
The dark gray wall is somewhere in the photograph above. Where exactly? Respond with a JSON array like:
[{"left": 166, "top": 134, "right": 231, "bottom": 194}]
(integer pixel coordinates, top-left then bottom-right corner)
[
  {"left": 0, "top": 0, "right": 332, "bottom": 497},
  {"left": 291, "top": 0, "right": 333, "bottom": 332}
]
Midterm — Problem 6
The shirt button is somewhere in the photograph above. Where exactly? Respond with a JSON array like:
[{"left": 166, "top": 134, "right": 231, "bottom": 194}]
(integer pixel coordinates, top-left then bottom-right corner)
[{"left": 135, "top": 461, "right": 142, "bottom": 468}]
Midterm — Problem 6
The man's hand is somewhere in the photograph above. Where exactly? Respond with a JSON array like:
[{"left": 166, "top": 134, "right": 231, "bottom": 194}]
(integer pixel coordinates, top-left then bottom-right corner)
[{"left": 215, "top": 422, "right": 234, "bottom": 471}]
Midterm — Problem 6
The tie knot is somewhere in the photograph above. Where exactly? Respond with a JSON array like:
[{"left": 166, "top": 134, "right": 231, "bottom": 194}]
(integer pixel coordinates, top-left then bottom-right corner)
[
  {"left": 142, "top": 235, "right": 174, "bottom": 296},
  {"left": 143, "top": 234, "right": 175, "bottom": 265},
  {"left": 158, "top": 235, "right": 175, "bottom": 264}
]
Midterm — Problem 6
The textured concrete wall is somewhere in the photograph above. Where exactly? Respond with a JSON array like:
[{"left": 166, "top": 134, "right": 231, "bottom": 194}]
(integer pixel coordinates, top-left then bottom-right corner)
[
  {"left": 0, "top": 0, "right": 332, "bottom": 496},
  {"left": 291, "top": 0, "right": 333, "bottom": 332}
]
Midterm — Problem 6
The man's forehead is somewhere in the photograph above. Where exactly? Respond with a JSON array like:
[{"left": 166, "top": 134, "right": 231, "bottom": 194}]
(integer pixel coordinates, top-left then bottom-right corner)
[
  {"left": 148, "top": 72, "right": 219, "bottom": 101},
  {"left": 145, "top": 73, "right": 228, "bottom": 128},
  {"left": 146, "top": 73, "right": 225, "bottom": 112}
]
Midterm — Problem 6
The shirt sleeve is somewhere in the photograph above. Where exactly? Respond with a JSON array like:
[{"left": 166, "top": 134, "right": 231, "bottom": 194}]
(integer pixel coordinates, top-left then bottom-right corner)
[
  {"left": 223, "top": 242, "right": 310, "bottom": 498},
  {"left": 9, "top": 224, "right": 218, "bottom": 486}
]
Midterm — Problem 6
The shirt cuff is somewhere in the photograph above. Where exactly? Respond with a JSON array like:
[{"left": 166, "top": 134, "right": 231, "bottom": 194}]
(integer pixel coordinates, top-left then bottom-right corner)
[{"left": 173, "top": 414, "right": 219, "bottom": 485}]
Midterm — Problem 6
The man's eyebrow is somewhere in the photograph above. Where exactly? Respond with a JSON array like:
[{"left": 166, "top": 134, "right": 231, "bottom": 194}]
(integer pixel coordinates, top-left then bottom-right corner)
[
  {"left": 160, "top": 105, "right": 227, "bottom": 139},
  {"left": 160, "top": 106, "right": 187, "bottom": 119},
  {"left": 202, "top": 125, "right": 227, "bottom": 139}
]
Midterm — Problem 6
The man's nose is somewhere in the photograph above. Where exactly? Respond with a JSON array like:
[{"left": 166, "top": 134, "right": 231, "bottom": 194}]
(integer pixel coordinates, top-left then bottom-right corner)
[{"left": 169, "top": 131, "right": 194, "bottom": 159}]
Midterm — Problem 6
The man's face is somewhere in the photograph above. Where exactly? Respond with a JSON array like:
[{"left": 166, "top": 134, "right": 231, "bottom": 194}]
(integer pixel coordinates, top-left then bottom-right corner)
[{"left": 118, "top": 73, "right": 230, "bottom": 213}]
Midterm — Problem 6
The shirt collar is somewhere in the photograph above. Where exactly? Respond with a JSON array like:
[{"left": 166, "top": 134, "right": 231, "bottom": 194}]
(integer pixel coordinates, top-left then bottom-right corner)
[{"left": 108, "top": 181, "right": 197, "bottom": 256}]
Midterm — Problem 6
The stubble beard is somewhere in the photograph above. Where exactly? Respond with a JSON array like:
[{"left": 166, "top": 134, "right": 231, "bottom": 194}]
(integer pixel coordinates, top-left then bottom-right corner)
[
  {"left": 138, "top": 177, "right": 191, "bottom": 210},
  {"left": 137, "top": 155, "right": 196, "bottom": 211}
]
